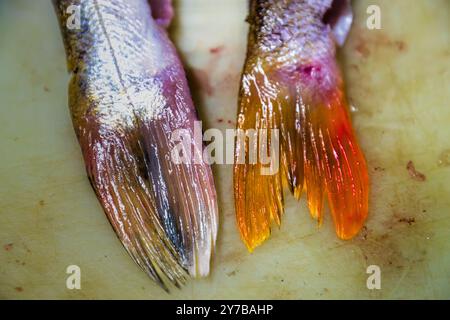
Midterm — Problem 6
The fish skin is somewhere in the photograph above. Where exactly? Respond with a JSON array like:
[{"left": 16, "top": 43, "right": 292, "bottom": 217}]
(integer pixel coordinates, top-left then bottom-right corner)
[
  {"left": 53, "top": 0, "right": 218, "bottom": 289},
  {"left": 234, "top": 0, "right": 369, "bottom": 251},
  {"left": 148, "top": 0, "right": 174, "bottom": 28}
]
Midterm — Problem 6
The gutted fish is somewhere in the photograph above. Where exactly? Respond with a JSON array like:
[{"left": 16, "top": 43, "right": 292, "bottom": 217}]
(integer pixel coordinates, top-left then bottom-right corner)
[
  {"left": 53, "top": 0, "right": 218, "bottom": 290},
  {"left": 234, "top": 0, "right": 369, "bottom": 251}
]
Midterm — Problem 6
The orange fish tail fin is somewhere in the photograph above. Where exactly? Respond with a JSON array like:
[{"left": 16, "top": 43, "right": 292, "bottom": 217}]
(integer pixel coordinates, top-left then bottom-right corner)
[
  {"left": 234, "top": 59, "right": 369, "bottom": 249},
  {"left": 301, "top": 81, "right": 369, "bottom": 239},
  {"left": 234, "top": 60, "right": 304, "bottom": 251}
]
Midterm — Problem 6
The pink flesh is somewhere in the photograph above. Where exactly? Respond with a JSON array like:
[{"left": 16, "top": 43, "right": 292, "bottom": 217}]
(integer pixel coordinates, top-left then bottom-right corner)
[{"left": 149, "top": 0, "right": 174, "bottom": 28}]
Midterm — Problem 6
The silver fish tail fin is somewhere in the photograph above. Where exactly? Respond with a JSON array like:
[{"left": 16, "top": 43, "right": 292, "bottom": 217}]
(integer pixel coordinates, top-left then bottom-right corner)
[
  {"left": 80, "top": 121, "right": 187, "bottom": 290},
  {"left": 74, "top": 91, "right": 218, "bottom": 289}
]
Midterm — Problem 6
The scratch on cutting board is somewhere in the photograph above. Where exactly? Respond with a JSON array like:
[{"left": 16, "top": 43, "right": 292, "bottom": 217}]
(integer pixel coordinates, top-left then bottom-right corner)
[{"left": 388, "top": 264, "right": 411, "bottom": 298}]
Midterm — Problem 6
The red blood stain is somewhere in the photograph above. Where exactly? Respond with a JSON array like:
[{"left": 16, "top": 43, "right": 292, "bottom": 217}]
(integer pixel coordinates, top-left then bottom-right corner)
[
  {"left": 210, "top": 46, "right": 225, "bottom": 54},
  {"left": 355, "top": 41, "right": 370, "bottom": 58},
  {"left": 4, "top": 243, "right": 13, "bottom": 251},
  {"left": 354, "top": 30, "right": 407, "bottom": 58},
  {"left": 395, "top": 41, "right": 407, "bottom": 51},
  {"left": 406, "top": 161, "right": 426, "bottom": 182},
  {"left": 398, "top": 217, "right": 416, "bottom": 225},
  {"left": 15, "top": 287, "right": 23, "bottom": 292}
]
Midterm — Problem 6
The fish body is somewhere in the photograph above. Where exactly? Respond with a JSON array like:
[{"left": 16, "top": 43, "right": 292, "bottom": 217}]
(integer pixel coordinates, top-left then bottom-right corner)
[
  {"left": 235, "top": 0, "right": 369, "bottom": 250},
  {"left": 53, "top": 0, "right": 218, "bottom": 289}
]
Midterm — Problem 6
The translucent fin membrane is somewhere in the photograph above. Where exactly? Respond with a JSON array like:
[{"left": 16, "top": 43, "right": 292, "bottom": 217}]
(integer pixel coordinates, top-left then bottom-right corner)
[{"left": 234, "top": 59, "right": 369, "bottom": 251}]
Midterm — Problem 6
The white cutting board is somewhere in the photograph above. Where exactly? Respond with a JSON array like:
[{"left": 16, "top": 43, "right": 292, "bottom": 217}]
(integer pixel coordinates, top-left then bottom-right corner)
[{"left": 0, "top": 0, "right": 449, "bottom": 299}]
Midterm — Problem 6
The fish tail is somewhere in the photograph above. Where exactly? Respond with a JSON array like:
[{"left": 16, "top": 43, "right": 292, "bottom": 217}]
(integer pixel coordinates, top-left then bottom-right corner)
[
  {"left": 234, "top": 59, "right": 369, "bottom": 250},
  {"left": 73, "top": 83, "right": 218, "bottom": 290}
]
